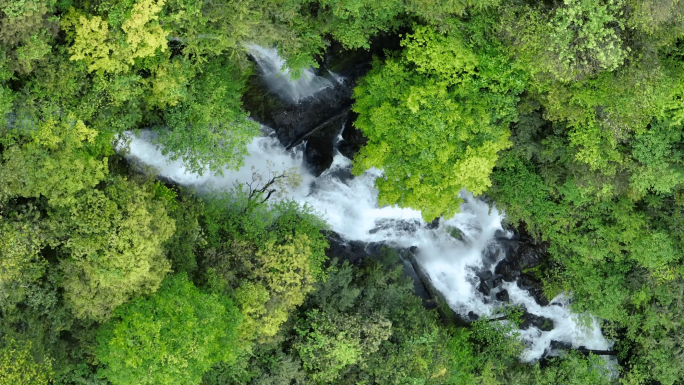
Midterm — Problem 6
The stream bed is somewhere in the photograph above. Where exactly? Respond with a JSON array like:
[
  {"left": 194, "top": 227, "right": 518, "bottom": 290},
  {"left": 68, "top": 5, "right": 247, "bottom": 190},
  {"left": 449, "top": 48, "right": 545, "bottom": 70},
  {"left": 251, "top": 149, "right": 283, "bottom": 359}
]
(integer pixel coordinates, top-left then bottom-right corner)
[{"left": 124, "top": 46, "right": 614, "bottom": 363}]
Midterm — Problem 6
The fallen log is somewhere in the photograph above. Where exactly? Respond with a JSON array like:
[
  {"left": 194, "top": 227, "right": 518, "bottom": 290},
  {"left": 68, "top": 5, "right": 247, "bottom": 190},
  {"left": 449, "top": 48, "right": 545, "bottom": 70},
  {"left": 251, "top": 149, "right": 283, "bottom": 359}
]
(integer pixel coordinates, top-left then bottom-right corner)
[{"left": 575, "top": 347, "right": 618, "bottom": 356}]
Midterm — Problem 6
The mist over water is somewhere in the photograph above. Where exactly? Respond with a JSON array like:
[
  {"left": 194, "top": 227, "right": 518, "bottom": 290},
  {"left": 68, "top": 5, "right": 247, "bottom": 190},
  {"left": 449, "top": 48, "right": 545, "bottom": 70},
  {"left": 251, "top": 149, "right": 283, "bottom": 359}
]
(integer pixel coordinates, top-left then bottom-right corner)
[{"left": 124, "top": 46, "right": 613, "bottom": 363}]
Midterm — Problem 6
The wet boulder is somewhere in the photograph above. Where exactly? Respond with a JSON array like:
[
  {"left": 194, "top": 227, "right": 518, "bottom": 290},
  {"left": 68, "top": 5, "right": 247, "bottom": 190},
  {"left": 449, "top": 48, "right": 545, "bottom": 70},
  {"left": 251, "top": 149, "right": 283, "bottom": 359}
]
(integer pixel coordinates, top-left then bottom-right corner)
[
  {"left": 492, "top": 275, "right": 504, "bottom": 288},
  {"left": 445, "top": 226, "right": 466, "bottom": 242},
  {"left": 476, "top": 270, "right": 493, "bottom": 281},
  {"left": 337, "top": 112, "right": 368, "bottom": 160},
  {"left": 477, "top": 280, "right": 491, "bottom": 296},
  {"left": 550, "top": 340, "right": 572, "bottom": 351},
  {"left": 325, "top": 231, "right": 368, "bottom": 265},
  {"left": 518, "top": 274, "right": 549, "bottom": 306},
  {"left": 494, "top": 229, "right": 510, "bottom": 239},
  {"left": 496, "top": 289, "right": 510, "bottom": 302},
  {"left": 305, "top": 136, "right": 335, "bottom": 176},
  {"left": 317, "top": 163, "right": 354, "bottom": 184},
  {"left": 516, "top": 244, "right": 544, "bottom": 270},
  {"left": 498, "top": 234, "right": 548, "bottom": 271},
  {"left": 494, "top": 259, "right": 521, "bottom": 282},
  {"left": 519, "top": 273, "right": 540, "bottom": 286},
  {"left": 369, "top": 219, "right": 420, "bottom": 235},
  {"left": 482, "top": 245, "right": 502, "bottom": 266},
  {"left": 520, "top": 312, "right": 555, "bottom": 331},
  {"left": 476, "top": 270, "right": 494, "bottom": 296},
  {"left": 425, "top": 217, "right": 440, "bottom": 230},
  {"left": 400, "top": 253, "right": 438, "bottom": 309}
]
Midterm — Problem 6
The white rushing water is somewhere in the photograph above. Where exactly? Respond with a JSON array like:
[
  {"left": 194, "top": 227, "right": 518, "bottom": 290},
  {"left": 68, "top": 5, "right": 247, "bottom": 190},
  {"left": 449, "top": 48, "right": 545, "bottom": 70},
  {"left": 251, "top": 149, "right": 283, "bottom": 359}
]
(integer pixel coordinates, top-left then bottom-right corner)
[
  {"left": 247, "top": 45, "right": 334, "bottom": 103},
  {"left": 124, "top": 46, "right": 612, "bottom": 363},
  {"left": 125, "top": 128, "right": 612, "bottom": 362}
]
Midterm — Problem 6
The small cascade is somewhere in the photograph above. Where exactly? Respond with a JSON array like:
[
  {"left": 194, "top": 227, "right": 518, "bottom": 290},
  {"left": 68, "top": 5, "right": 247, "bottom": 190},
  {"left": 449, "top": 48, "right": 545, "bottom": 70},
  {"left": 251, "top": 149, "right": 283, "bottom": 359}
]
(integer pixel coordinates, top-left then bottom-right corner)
[
  {"left": 124, "top": 129, "right": 613, "bottom": 363},
  {"left": 326, "top": 67, "right": 346, "bottom": 85},
  {"left": 247, "top": 44, "right": 334, "bottom": 103}
]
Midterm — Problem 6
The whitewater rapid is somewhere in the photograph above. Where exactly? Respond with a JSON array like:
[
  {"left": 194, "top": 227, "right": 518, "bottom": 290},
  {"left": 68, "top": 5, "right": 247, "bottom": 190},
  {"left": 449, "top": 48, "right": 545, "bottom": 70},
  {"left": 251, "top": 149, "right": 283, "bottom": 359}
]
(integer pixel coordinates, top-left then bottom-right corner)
[
  {"left": 247, "top": 45, "right": 335, "bottom": 102},
  {"left": 125, "top": 128, "right": 611, "bottom": 361},
  {"left": 124, "top": 45, "right": 613, "bottom": 362}
]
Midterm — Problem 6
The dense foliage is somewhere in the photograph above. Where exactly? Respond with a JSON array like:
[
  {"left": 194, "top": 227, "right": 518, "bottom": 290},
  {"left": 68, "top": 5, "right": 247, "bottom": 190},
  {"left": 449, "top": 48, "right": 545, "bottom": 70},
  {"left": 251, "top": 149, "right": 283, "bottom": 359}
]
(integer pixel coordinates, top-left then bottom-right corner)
[
  {"left": 352, "top": 24, "right": 524, "bottom": 220},
  {"left": 2, "top": 0, "right": 684, "bottom": 383},
  {"left": 96, "top": 273, "right": 241, "bottom": 385},
  {"left": 201, "top": 256, "right": 612, "bottom": 385}
]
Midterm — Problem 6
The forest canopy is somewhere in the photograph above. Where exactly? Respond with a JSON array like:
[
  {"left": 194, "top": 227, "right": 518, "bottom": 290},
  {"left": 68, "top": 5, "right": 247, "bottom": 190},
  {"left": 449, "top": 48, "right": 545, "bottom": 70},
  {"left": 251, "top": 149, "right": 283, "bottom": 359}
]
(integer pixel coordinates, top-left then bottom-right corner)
[{"left": 2, "top": 0, "right": 684, "bottom": 384}]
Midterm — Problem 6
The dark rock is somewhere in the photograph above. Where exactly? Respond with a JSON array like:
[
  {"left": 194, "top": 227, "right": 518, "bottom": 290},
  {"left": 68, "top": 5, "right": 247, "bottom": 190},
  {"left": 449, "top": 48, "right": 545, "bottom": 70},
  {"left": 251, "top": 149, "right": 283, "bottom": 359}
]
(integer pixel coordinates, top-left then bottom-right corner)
[
  {"left": 325, "top": 232, "right": 368, "bottom": 265},
  {"left": 446, "top": 226, "right": 466, "bottom": 242},
  {"left": 518, "top": 274, "right": 549, "bottom": 306},
  {"left": 494, "top": 260, "right": 521, "bottom": 282},
  {"left": 468, "top": 311, "right": 480, "bottom": 321},
  {"left": 476, "top": 270, "right": 493, "bottom": 281},
  {"left": 519, "top": 273, "right": 542, "bottom": 288},
  {"left": 304, "top": 136, "right": 334, "bottom": 176},
  {"left": 477, "top": 279, "right": 491, "bottom": 296},
  {"left": 364, "top": 242, "right": 387, "bottom": 257},
  {"left": 520, "top": 312, "right": 555, "bottom": 331},
  {"left": 369, "top": 219, "right": 420, "bottom": 235},
  {"left": 516, "top": 244, "right": 544, "bottom": 269},
  {"left": 401, "top": 258, "right": 438, "bottom": 309},
  {"left": 527, "top": 288, "right": 549, "bottom": 306},
  {"left": 498, "top": 233, "right": 548, "bottom": 271},
  {"left": 550, "top": 340, "right": 572, "bottom": 351},
  {"left": 496, "top": 289, "right": 510, "bottom": 302},
  {"left": 492, "top": 275, "right": 504, "bottom": 288},
  {"left": 426, "top": 217, "right": 440, "bottom": 229},
  {"left": 337, "top": 111, "right": 367, "bottom": 160},
  {"left": 242, "top": 65, "right": 353, "bottom": 176},
  {"left": 483, "top": 246, "right": 501, "bottom": 264},
  {"left": 318, "top": 163, "right": 354, "bottom": 184},
  {"left": 243, "top": 32, "right": 405, "bottom": 173}
]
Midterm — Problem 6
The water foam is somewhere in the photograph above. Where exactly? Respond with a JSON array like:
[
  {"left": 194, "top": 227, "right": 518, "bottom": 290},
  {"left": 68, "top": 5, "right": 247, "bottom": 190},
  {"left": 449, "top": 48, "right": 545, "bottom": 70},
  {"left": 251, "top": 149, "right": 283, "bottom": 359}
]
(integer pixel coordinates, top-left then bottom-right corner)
[
  {"left": 124, "top": 45, "right": 613, "bottom": 363},
  {"left": 124, "top": 129, "right": 612, "bottom": 361},
  {"left": 247, "top": 45, "right": 334, "bottom": 103}
]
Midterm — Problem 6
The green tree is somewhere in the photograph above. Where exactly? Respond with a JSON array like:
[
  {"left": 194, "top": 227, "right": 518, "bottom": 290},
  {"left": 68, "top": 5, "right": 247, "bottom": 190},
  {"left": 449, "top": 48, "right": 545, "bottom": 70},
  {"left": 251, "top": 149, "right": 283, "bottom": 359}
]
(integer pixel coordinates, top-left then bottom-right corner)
[
  {"left": 64, "top": 0, "right": 168, "bottom": 75},
  {"left": 505, "top": 0, "right": 628, "bottom": 82},
  {"left": 0, "top": 209, "right": 47, "bottom": 308},
  {"left": 48, "top": 176, "right": 175, "bottom": 322},
  {"left": 0, "top": 0, "right": 57, "bottom": 75},
  {"left": 209, "top": 233, "right": 322, "bottom": 341},
  {"left": 293, "top": 259, "right": 451, "bottom": 384},
  {"left": 201, "top": 181, "right": 328, "bottom": 341},
  {"left": 352, "top": 25, "right": 523, "bottom": 220},
  {"left": 155, "top": 55, "right": 260, "bottom": 175},
  {"left": 96, "top": 273, "right": 241, "bottom": 385},
  {"left": 293, "top": 309, "right": 392, "bottom": 383},
  {"left": 0, "top": 118, "right": 108, "bottom": 207},
  {"left": 0, "top": 337, "right": 53, "bottom": 384}
]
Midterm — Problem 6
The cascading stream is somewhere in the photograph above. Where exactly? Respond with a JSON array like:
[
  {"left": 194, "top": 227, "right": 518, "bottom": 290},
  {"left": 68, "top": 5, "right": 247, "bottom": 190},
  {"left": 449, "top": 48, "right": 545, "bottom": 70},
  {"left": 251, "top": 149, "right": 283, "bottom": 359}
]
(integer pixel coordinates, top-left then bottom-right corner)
[
  {"left": 125, "top": 128, "right": 611, "bottom": 362},
  {"left": 246, "top": 45, "right": 335, "bottom": 103},
  {"left": 124, "top": 46, "right": 613, "bottom": 363}
]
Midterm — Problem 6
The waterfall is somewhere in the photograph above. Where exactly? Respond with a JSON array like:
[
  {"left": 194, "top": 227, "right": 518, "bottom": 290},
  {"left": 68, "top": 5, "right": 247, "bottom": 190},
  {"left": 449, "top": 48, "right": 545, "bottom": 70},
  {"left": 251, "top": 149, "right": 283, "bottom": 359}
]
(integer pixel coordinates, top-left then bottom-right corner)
[
  {"left": 124, "top": 47, "right": 613, "bottom": 364},
  {"left": 124, "top": 128, "right": 612, "bottom": 362},
  {"left": 247, "top": 45, "right": 334, "bottom": 103}
]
